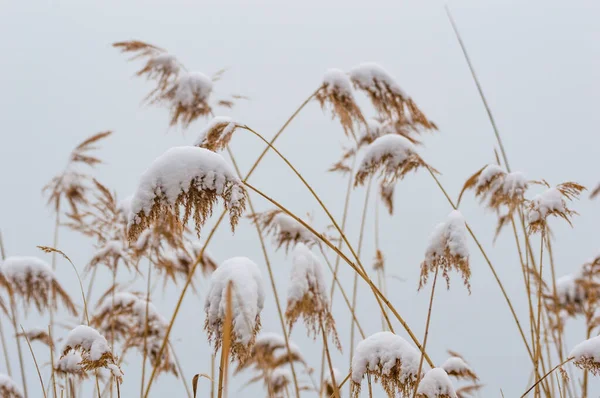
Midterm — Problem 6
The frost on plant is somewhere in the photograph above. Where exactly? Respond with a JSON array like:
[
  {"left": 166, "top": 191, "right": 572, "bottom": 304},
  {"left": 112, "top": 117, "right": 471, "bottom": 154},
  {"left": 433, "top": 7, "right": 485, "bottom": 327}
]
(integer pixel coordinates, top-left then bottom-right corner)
[
  {"left": 315, "top": 68, "right": 366, "bottom": 138},
  {"left": 236, "top": 332, "right": 304, "bottom": 374},
  {"left": 0, "top": 373, "right": 24, "bottom": 398},
  {"left": 323, "top": 367, "right": 342, "bottom": 398},
  {"left": 349, "top": 63, "right": 436, "bottom": 129},
  {"left": 526, "top": 182, "right": 585, "bottom": 234},
  {"left": 420, "top": 211, "right": 471, "bottom": 292},
  {"left": 204, "top": 257, "right": 265, "bottom": 362},
  {"left": 570, "top": 335, "right": 600, "bottom": 375},
  {"left": 127, "top": 146, "right": 247, "bottom": 241},
  {"left": 268, "top": 368, "right": 293, "bottom": 398},
  {"left": 285, "top": 243, "right": 340, "bottom": 350},
  {"left": 0, "top": 256, "right": 76, "bottom": 315},
  {"left": 351, "top": 331, "right": 422, "bottom": 398},
  {"left": 250, "top": 209, "right": 315, "bottom": 252},
  {"left": 55, "top": 351, "right": 86, "bottom": 379},
  {"left": 355, "top": 134, "right": 430, "bottom": 187},
  {"left": 194, "top": 116, "right": 240, "bottom": 151},
  {"left": 416, "top": 368, "right": 457, "bottom": 398},
  {"left": 61, "top": 325, "right": 123, "bottom": 382}
]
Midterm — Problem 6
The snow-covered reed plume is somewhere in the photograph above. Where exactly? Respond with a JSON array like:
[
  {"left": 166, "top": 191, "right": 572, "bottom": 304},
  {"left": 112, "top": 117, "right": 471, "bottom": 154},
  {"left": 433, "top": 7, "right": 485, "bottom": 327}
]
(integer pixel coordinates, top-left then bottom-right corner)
[
  {"left": 420, "top": 211, "right": 471, "bottom": 292},
  {"left": 570, "top": 335, "right": 600, "bottom": 375},
  {"left": 236, "top": 332, "right": 304, "bottom": 375},
  {"left": 250, "top": 209, "right": 315, "bottom": 252},
  {"left": 91, "top": 291, "right": 176, "bottom": 375},
  {"left": 441, "top": 354, "right": 478, "bottom": 382},
  {"left": 0, "top": 374, "right": 24, "bottom": 398},
  {"left": 349, "top": 63, "right": 436, "bottom": 129},
  {"left": 553, "top": 273, "right": 587, "bottom": 316},
  {"left": 16, "top": 327, "right": 53, "bottom": 348},
  {"left": 416, "top": 368, "right": 457, "bottom": 398},
  {"left": 61, "top": 325, "right": 123, "bottom": 381},
  {"left": 204, "top": 257, "right": 265, "bottom": 362},
  {"left": 315, "top": 68, "right": 366, "bottom": 138},
  {"left": 526, "top": 182, "right": 585, "bottom": 234},
  {"left": 286, "top": 243, "right": 340, "bottom": 349},
  {"left": 43, "top": 131, "right": 112, "bottom": 215},
  {"left": 351, "top": 331, "right": 422, "bottom": 398},
  {"left": 0, "top": 256, "right": 76, "bottom": 315},
  {"left": 194, "top": 116, "right": 240, "bottom": 151},
  {"left": 269, "top": 368, "right": 293, "bottom": 398},
  {"left": 460, "top": 165, "right": 530, "bottom": 211},
  {"left": 354, "top": 134, "right": 430, "bottom": 187},
  {"left": 158, "top": 71, "right": 214, "bottom": 127},
  {"left": 127, "top": 146, "right": 247, "bottom": 241},
  {"left": 87, "top": 239, "right": 132, "bottom": 272}
]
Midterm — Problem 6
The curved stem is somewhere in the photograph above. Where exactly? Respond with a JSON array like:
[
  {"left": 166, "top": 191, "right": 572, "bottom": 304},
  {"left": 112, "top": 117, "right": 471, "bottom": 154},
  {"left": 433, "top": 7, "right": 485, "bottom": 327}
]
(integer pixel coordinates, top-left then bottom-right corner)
[
  {"left": 520, "top": 357, "right": 573, "bottom": 398},
  {"left": 244, "top": 182, "right": 435, "bottom": 367},
  {"left": 143, "top": 90, "right": 317, "bottom": 397},
  {"left": 140, "top": 262, "right": 152, "bottom": 398},
  {"left": 534, "top": 233, "right": 545, "bottom": 395},
  {"left": 413, "top": 265, "right": 439, "bottom": 398},
  {"left": 10, "top": 296, "right": 28, "bottom": 398},
  {"left": 226, "top": 147, "right": 301, "bottom": 398},
  {"left": 20, "top": 326, "right": 47, "bottom": 398},
  {"left": 242, "top": 126, "right": 395, "bottom": 333},
  {"left": 322, "top": 320, "right": 340, "bottom": 398}
]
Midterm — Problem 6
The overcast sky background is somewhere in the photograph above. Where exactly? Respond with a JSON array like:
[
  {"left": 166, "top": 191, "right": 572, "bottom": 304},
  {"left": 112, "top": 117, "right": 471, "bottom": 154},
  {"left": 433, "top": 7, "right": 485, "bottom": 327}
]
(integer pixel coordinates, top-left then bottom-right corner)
[{"left": 1, "top": 0, "right": 599, "bottom": 397}]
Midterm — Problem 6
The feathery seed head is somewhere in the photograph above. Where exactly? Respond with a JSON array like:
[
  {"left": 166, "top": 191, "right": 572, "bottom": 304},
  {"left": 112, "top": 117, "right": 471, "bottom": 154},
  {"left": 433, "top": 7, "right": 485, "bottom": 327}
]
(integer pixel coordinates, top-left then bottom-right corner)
[
  {"left": 416, "top": 368, "right": 458, "bottom": 398},
  {"left": 156, "top": 71, "right": 214, "bottom": 127},
  {"left": 441, "top": 355, "right": 478, "bottom": 381},
  {"left": 570, "top": 335, "right": 600, "bottom": 375},
  {"left": 17, "top": 327, "right": 53, "bottom": 348},
  {"left": 0, "top": 374, "right": 24, "bottom": 398},
  {"left": 420, "top": 211, "right": 471, "bottom": 292},
  {"left": 250, "top": 209, "right": 314, "bottom": 252},
  {"left": 526, "top": 182, "right": 585, "bottom": 234},
  {"left": 194, "top": 116, "right": 240, "bottom": 151},
  {"left": 128, "top": 146, "right": 247, "bottom": 241}
]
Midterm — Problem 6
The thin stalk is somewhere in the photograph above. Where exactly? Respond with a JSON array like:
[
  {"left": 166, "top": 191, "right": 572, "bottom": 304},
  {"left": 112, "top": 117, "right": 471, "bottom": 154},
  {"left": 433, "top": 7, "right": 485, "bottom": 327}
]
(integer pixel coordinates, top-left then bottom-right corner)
[
  {"left": 413, "top": 265, "right": 439, "bottom": 398},
  {"left": 521, "top": 358, "right": 573, "bottom": 398},
  {"left": 426, "top": 166, "right": 534, "bottom": 360},
  {"left": 349, "top": 177, "right": 372, "bottom": 383},
  {"left": 329, "top": 373, "right": 351, "bottom": 398},
  {"left": 226, "top": 146, "right": 301, "bottom": 398},
  {"left": 168, "top": 341, "right": 193, "bottom": 398},
  {"left": 534, "top": 233, "right": 545, "bottom": 395},
  {"left": 48, "top": 325, "right": 58, "bottom": 398},
  {"left": 374, "top": 196, "right": 388, "bottom": 331},
  {"left": 0, "top": 230, "right": 13, "bottom": 377},
  {"left": 10, "top": 296, "right": 28, "bottom": 398},
  {"left": 143, "top": 90, "right": 317, "bottom": 397},
  {"left": 140, "top": 262, "right": 152, "bottom": 398},
  {"left": 217, "top": 283, "right": 233, "bottom": 398},
  {"left": 211, "top": 354, "right": 215, "bottom": 398},
  {"left": 21, "top": 326, "right": 47, "bottom": 398},
  {"left": 244, "top": 182, "right": 434, "bottom": 367},
  {"left": 242, "top": 126, "right": 396, "bottom": 333},
  {"left": 110, "top": 266, "right": 117, "bottom": 398},
  {"left": 84, "top": 266, "right": 99, "bottom": 320},
  {"left": 322, "top": 321, "right": 339, "bottom": 398}
]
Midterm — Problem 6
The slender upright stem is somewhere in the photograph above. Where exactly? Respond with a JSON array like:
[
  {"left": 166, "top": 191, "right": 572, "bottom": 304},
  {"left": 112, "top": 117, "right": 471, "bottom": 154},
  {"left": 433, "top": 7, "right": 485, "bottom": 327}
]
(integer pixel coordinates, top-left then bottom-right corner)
[
  {"left": 217, "top": 283, "right": 233, "bottom": 398},
  {"left": 322, "top": 321, "right": 339, "bottom": 398},
  {"left": 143, "top": 90, "right": 317, "bottom": 397},
  {"left": 20, "top": 326, "right": 47, "bottom": 398},
  {"left": 140, "top": 262, "right": 152, "bottom": 398},
  {"left": 226, "top": 147, "right": 301, "bottom": 398},
  {"left": 534, "top": 233, "right": 545, "bottom": 395},
  {"left": 349, "top": 177, "right": 372, "bottom": 383},
  {"left": 10, "top": 296, "right": 28, "bottom": 398},
  {"left": 521, "top": 358, "right": 573, "bottom": 398},
  {"left": 210, "top": 354, "right": 215, "bottom": 398},
  {"left": 48, "top": 325, "right": 57, "bottom": 398},
  {"left": 413, "top": 266, "right": 439, "bottom": 398},
  {"left": 168, "top": 341, "right": 192, "bottom": 398}
]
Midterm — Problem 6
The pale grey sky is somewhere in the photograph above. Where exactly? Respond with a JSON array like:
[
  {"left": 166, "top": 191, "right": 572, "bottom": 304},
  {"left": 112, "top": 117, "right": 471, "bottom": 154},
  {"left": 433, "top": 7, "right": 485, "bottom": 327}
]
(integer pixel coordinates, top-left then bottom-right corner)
[{"left": 1, "top": 0, "right": 599, "bottom": 397}]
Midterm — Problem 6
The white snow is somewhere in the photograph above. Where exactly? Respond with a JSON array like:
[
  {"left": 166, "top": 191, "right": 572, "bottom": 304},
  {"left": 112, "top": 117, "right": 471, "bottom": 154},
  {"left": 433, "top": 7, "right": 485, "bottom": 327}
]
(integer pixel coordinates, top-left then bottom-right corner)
[
  {"left": 349, "top": 63, "right": 407, "bottom": 97},
  {"left": 255, "top": 332, "right": 287, "bottom": 349},
  {"left": 351, "top": 331, "right": 422, "bottom": 384},
  {"left": 556, "top": 274, "right": 585, "bottom": 305},
  {"left": 173, "top": 71, "right": 213, "bottom": 107},
  {"left": 128, "top": 146, "right": 245, "bottom": 226},
  {"left": 147, "top": 53, "right": 179, "bottom": 76},
  {"left": 1, "top": 256, "right": 55, "bottom": 286},
  {"left": 502, "top": 172, "right": 528, "bottom": 195},
  {"left": 322, "top": 68, "right": 354, "bottom": 97},
  {"left": 357, "top": 134, "right": 419, "bottom": 179},
  {"left": 63, "top": 325, "right": 112, "bottom": 361},
  {"left": 117, "top": 195, "right": 133, "bottom": 220},
  {"left": 527, "top": 187, "right": 566, "bottom": 223},
  {"left": 90, "top": 240, "right": 127, "bottom": 263},
  {"left": 193, "top": 116, "right": 238, "bottom": 147},
  {"left": 416, "top": 368, "right": 457, "bottom": 398},
  {"left": 570, "top": 335, "right": 600, "bottom": 363},
  {"left": 272, "top": 213, "right": 314, "bottom": 244},
  {"left": 441, "top": 357, "right": 474, "bottom": 377},
  {"left": 424, "top": 211, "right": 469, "bottom": 262},
  {"left": 287, "top": 243, "right": 329, "bottom": 309},
  {"left": 55, "top": 351, "right": 84, "bottom": 373},
  {"left": 205, "top": 257, "right": 265, "bottom": 345},
  {"left": 476, "top": 164, "right": 505, "bottom": 190},
  {"left": 325, "top": 367, "right": 342, "bottom": 384},
  {"left": 0, "top": 373, "right": 23, "bottom": 397}
]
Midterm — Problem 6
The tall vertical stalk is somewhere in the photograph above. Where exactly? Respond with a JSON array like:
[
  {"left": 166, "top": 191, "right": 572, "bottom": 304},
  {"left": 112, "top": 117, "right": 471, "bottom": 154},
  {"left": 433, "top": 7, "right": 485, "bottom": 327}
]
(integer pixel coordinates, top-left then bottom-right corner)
[
  {"left": 322, "top": 321, "right": 339, "bottom": 398},
  {"left": 0, "top": 230, "right": 13, "bottom": 377},
  {"left": 10, "top": 295, "right": 28, "bottom": 398},
  {"left": 140, "top": 262, "right": 152, "bottom": 398}
]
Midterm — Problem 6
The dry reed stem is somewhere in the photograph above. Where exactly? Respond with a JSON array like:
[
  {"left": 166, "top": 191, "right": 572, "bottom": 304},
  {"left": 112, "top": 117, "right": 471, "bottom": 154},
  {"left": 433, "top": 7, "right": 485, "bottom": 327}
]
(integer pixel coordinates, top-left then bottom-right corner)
[
  {"left": 217, "top": 283, "right": 233, "bottom": 398},
  {"left": 0, "top": 229, "right": 13, "bottom": 378},
  {"left": 321, "top": 322, "right": 339, "bottom": 398},
  {"left": 9, "top": 295, "right": 28, "bottom": 398},
  {"left": 20, "top": 325, "right": 47, "bottom": 398},
  {"left": 521, "top": 358, "right": 573, "bottom": 398},
  {"left": 413, "top": 265, "right": 440, "bottom": 398},
  {"left": 226, "top": 147, "right": 301, "bottom": 398},
  {"left": 244, "top": 182, "right": 435, "bottom": 367}
]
